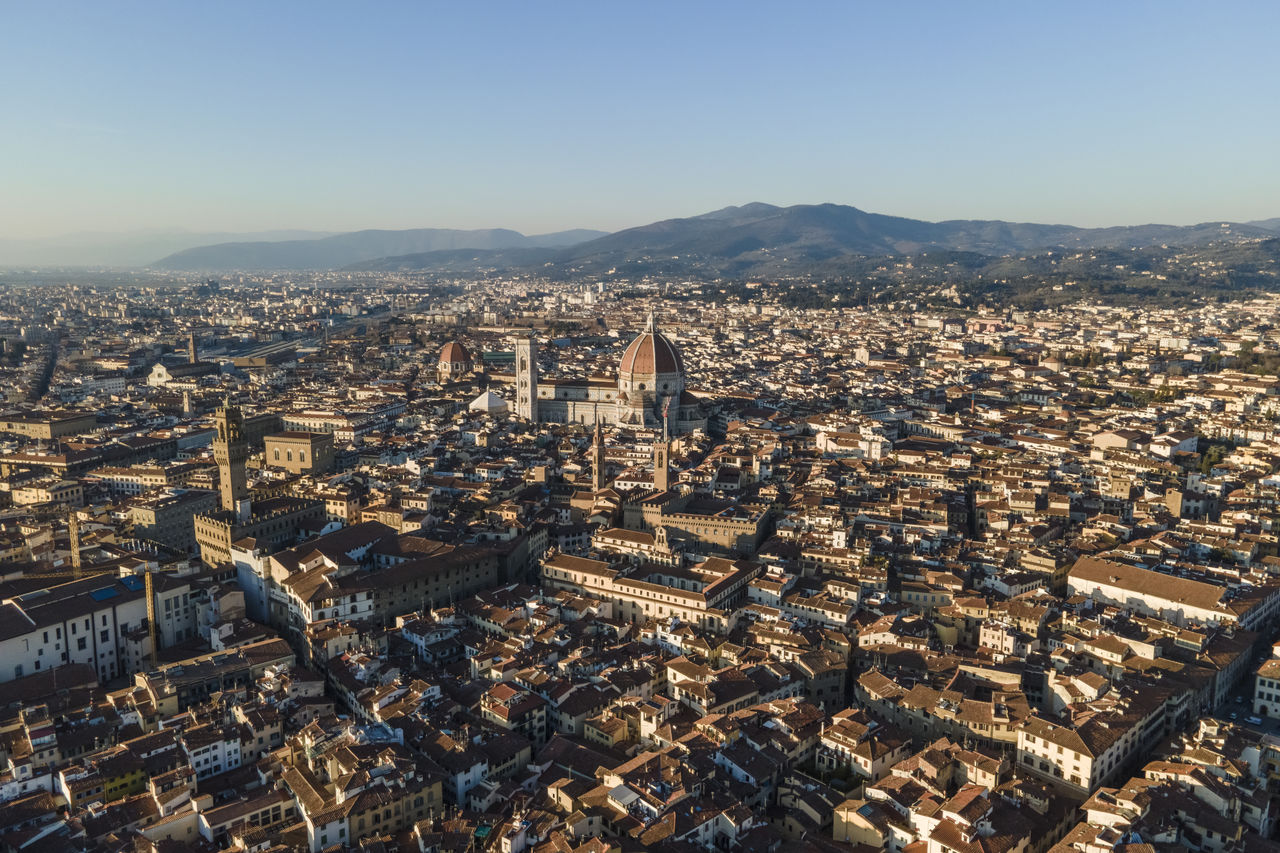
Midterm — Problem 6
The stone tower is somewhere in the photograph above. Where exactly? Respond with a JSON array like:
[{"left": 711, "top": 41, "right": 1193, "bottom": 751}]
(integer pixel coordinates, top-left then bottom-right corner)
[
  {"left": 187, "top": 332, "right": 198, "bottom": 364},
  {"left": 653, "top": 435, "right": 670, "bottom": 492},
  {"left": 514, "top": 334, "right": 538, "bottom": 422},
  {"left": 591, "top": 419, "right": 605, "bottom": 492},
  {"left": 213, "top": 403, "right": 250, "bottom": 518},
  {"left": 68, "top": 510, "right": 82, "bottom": 571}
]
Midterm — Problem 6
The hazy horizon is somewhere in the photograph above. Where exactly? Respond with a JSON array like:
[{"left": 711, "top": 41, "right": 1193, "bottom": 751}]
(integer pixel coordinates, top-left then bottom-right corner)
[
  {"left": 5, "top": 201, "right": 1280, "bottom": 245},
  {"left": 3, "top": 1, "right": 1279, "bottom": 240}
]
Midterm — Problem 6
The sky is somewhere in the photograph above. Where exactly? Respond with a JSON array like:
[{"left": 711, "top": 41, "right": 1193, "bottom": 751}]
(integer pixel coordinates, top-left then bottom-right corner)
[{"left": 2, "top": 1, "right": 1279, "bottom": 239}]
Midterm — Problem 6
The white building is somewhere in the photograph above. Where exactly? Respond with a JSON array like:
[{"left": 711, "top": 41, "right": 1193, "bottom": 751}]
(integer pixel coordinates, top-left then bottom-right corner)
[{"left": 1067, "top": 556, "right": 1280, "bottom": 631}]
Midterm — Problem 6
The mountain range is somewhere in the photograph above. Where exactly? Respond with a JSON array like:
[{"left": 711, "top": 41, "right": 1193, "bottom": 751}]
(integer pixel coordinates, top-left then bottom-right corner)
[
  {"left": 7, "top": 204, "right": 1279, "bottom": 272},
  {"left": 0, "top": 229, "right": 336, "bottom": 268},
  {"left": 152, "top": 228, "right": 606, "bottom": 271},
  {"left": 343, "top": 203, "right": 1280, "bottom": 278}
]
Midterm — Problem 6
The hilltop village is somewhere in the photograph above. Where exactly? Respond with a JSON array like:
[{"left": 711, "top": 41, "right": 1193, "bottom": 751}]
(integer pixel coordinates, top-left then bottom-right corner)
[{"left": 0, "top": 273, "right": 1280, "bottom": 852}]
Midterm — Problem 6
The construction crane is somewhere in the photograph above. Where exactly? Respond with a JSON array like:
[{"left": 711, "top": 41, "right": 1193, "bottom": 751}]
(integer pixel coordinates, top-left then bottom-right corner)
[
  {"left": 38, "top": 509, "right": 191, "bottom": 671},
  {"left": 31, "top": 563, "right": 182, "bottom": 671}
]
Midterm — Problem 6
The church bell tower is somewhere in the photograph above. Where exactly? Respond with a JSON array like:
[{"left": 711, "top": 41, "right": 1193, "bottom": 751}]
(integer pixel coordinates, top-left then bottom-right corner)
[
  {"left": 653, "top": 435, "right": 670, "bottom": 492},
  {"left": 515, "top": 334, "right": 538, "bottom": 422},
  {"left": 592, "top": 419, "right": 606, "bottom": 492}
]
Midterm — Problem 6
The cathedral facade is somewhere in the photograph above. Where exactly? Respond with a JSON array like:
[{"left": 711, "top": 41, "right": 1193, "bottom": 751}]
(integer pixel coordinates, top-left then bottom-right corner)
[{"left": 515, "top": 317, "right": 705, "bottom": 433}]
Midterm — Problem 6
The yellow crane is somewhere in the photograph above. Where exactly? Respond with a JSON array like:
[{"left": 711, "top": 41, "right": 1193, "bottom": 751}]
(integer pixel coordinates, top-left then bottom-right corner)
[
  {"left": 40, "top": 510, "right": 188, "bottom": 670},
  {"left": 32, "top": 564, "right": 179, "bottom": 671}
]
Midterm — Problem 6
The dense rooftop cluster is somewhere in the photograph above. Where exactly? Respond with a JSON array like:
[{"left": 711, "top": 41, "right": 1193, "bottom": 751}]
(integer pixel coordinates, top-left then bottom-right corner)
[{"left": 0, "top": 272, "right": 1279, "bottom": 851}]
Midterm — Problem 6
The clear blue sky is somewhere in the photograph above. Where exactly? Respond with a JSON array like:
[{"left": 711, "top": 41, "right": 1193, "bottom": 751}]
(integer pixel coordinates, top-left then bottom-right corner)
[{"left": 3, "top": 1, "right": 1278, "bottom": 238}]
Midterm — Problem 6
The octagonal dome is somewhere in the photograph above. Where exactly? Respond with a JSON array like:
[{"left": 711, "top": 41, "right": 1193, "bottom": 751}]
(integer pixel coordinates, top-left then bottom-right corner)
[
  {"left": 439, "top": 341, "right": 472, "bottom": 364},
  {"left": 619, "top": 328, "right": 683, "bottom": 377}
]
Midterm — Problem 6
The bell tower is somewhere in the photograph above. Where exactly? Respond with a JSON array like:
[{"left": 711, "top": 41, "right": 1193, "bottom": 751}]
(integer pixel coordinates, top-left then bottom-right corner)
[
  {"left": 592, "top": 419, "right": 606, "bottom": 492},
  {"left": 653, "top": 435, "right": 669, "bottom": 492},
  {"left": 213, "top": 403, "right": 250, "bottom": 518},
  {"left": 515, "top": 334, "right": 538, "bottom": 422}
]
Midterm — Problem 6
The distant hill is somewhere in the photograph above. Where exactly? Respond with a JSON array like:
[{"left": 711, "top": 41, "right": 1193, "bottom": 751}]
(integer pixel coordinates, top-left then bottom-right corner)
[
  {"left": 0, "top": 229, "right": 336, "bottom": 268},
  {"left": 350, "top": 203, "right": 1280, "bottom": 277},
  {"left": 25, "top": 204, "right": 1279, "bottom": 273},
  {"left": 153, "top": 227, "right": 608, "bottom": 270}
]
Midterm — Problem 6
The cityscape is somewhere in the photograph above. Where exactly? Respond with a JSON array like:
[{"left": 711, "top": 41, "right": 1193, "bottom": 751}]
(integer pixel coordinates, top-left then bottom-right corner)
[
  {"left": 4, "top": 3, "right": 1280, "bottom": 853},
  {"left": 0, "top": 262, "right": 1277, "bottom": 852}
]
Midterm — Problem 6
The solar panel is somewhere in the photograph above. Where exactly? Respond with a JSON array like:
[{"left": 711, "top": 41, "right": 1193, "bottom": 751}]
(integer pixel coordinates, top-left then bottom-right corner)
[
  {"left": 120, "top": 576, "right": 144, "bottom": 592},
  {"left": 89, "top": 587, "right": 119, "bottom": 601}
]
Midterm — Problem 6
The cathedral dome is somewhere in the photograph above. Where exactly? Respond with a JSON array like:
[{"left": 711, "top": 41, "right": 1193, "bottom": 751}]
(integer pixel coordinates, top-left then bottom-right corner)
[
  {"left": 617, "top": 317, "right": 686, "bottom": 428},
  {"left": 619, "top": 327, "right": 683, "bottom": 377},
  {"left": 438, "top": 341, "right": 474, "bottom": 381},
  {"left": 439, "top": 341, "right": 472, "bottom": 365}
]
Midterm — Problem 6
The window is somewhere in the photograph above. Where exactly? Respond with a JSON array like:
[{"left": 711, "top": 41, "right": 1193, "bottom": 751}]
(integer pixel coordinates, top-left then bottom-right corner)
[{"left": 77, "top": 638, "right": 87, "bottom": 651}]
